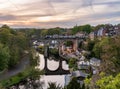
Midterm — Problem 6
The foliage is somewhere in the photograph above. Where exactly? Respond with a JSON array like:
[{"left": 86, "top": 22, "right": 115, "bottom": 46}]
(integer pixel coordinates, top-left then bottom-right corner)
[
  {"left": 40, "top": 27, "right": 61, "bottom": 36},
  {"left": 49, "top": 48, "right": 59, "bottom": 59},
  {"left": 71, "top": 24, "right": 93, "bottom": 34},
  {"left": 84, "top": 78, "right": 91, "bottom": 89},
  {"left": 64, "top": 41, "right": 73, "bottom": 47},
  {"left": 0, "top": 25, "right": 28, "bottom": 69},
  {"left": 0, "top": 43, "right": 10, "bottom": 71},
  {"left": 68, "top": 58, "right": 78, "bottom": 70},
  {"left": 93, "top": 37, "right": 110, "bottom": 59},
  {"left": 1, "top": 49, "right": 43, "bottom": 88},
  {"left": 47, "top": 82, "right": 62, "bottom": 89},
  {"left": 1, "top": 67, "right": 43, "bottom": 87},
  {"left": 96, "top": 73, "right": 120, "bottom": 89},
  {"left": 8, "top": 46, "right": 20, "bottom": 67},
  {"left": 0, "top": 83, "right": 5, "bottom": 89},
  {"left": 66, "top": 77, "right": 81, "bottom": 89},
  {"left": 94, "top": 24, "right": 105, "bottom": 31},
  {"left": 87, "top": 40, "right": 95, "bottom": 51},
  {"left": 92, "top": 36, "right": 120, "bottom": 74},
  {"left": 87, "top": 35, "right": 120, "bottom": 89},
  {"left": 37, "top": 45, "right": 44, "bottom": 54},
  {"left": 29, "top": 49, "right": 39, "bottom": 66}
]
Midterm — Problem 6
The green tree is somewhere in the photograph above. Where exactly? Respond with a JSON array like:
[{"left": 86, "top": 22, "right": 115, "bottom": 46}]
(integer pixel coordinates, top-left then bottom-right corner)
[
  {"left": 71, "top": 24, "right": 93, "bottom": 34},
  {"left": 71, "top": 25, "right": 80, "bottom": 34},
  {"left": 66, "top": 77, "right": 81, "bottom": 89},
  {"left": 47, "top": 28, "right": 61, "bottom": 35},
  {"left": 0, "top": 43, "right": 10, "bottom": 71},
  {"left": 49, "top": 48, "right": 59, "bottom": 59},
  {"left": 96, "top": 73, "right": 120, "bottom": 89},
  {"left": 0, "top": 83, "right": 5, "bottom": 89},
  {"left": 81, "top": 24, "right": 92, "bottom": 34},
  {"left": 1, "top": 24, "right": 10, "bottom": 29},
  {"left": 41, "top": 29, "right": 48, "bottom": 36},
  {"left": 68, "top": 58, "right": 78, "bottom": 70},
  {"left": 64, "top": 41, "right": 73, "bottom": 47},
  {"left": 8, "top": 46, "right": 20, "bottom": 67},
  {"left": 0, "top": 25, "right": 28, "bottom": 68},
  {"left": 0, "top": 27, "right": 11, "bottom": 45}
]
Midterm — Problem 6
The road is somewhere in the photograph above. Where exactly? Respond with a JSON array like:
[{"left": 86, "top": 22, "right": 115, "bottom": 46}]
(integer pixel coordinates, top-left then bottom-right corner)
[{"left": 0, "top": 55, "right": 30, "bottom": 81}]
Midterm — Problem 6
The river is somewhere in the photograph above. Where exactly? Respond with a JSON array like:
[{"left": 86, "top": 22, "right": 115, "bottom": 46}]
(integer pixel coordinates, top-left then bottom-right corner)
[{"left": 36, "top": 53, "right": 70, "bottom": 89}]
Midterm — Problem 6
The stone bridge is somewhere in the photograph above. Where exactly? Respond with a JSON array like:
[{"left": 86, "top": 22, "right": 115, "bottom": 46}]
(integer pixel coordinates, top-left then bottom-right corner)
[{"left": 39, "top": 35, "right": 86, "bottom": 75}]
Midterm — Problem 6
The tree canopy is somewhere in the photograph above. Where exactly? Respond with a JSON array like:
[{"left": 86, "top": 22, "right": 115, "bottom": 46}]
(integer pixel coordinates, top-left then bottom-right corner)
[
  {"left": 0, "top": 25, "right": 28, "bottom": 70},
  {"left": 0, "top": 43, "right": 10, "bottom": 71}
]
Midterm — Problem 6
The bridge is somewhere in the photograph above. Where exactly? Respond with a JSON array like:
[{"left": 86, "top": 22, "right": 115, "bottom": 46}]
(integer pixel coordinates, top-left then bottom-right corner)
[
  {"left": 43, "top": 35, "right": 86, "bottom": 40},
  {"left": 38, "top": 35, "right": 86, "bottom": 75}
]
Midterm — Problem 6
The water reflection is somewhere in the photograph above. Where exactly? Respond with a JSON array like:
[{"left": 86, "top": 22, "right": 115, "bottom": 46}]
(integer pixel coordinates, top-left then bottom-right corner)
[
  {"left": 37, "top": 53, "right": 69, "bottom": 89},
  {"left": 47, "top": 60, "right": 59, "bottom": 71},
  {"left": 40, "top": 75, "right": 65, "bottom": 89}
]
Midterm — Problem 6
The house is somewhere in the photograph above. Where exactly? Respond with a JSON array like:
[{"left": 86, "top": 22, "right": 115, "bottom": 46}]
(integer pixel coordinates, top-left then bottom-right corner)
[
  {"left": 97, "top": 27, "right": 108, "bottom": 37},
  {"left": 94, "top": 24, "right": 119, "bottom": 38},
  {"left": 79, "top": 56, "right": 85, "bottom": 61},
  {"left": 113, "top": 25, "right": 120, "bottom": 35},
  {"left": 89, "top": 32, "right": 95, "bottom": 40},
  {"left": 90, "top": 57, "right": 101, "bottom": 67},
  {"left": 75, "top": 32, "right": 85, "bottom": 37},
  {"left": 49, "top": 40, "right": 58, "bottom": 49},
  {"left": 77, "top": 61, "right": 90, "bottom": 66},
  {"left": 72, "top": 71, "right": 88, "bottom": 81}
]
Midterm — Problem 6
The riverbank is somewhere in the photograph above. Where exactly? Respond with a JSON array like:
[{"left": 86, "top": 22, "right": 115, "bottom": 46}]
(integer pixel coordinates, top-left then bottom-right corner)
[
  {"left": 0, "top": 49, "right": 44, "bottom": 89},
  {"left": 0, "top": 54, "right": 30, "bottom": 81}
]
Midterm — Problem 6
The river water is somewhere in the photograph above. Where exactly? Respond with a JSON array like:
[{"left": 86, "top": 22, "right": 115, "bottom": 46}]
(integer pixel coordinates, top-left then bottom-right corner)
[{"left": 36, "top": 53, "right": 70, "bottom": 89}]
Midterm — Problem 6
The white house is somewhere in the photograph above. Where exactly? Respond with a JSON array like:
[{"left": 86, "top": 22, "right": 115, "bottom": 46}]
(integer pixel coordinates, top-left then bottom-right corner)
[
  {"left": 90, "top": 58, "right": 101, "bottom": 67},
  {"left": 72, "top": 71, "right": 86, "bottom": 77},
  {"left": 89, "top": 32, "right": 95, "bottom": 40}
]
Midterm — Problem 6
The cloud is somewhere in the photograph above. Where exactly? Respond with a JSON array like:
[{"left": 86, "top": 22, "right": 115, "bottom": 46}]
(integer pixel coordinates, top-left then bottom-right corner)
[
  {"left": 50, "top": 0, "right": 70, "bottom": 2},
  {"left": 0, "top": 14, "right": 17, "bottom": 21},
  {"left": 0, "top": 0, "right": 120, "bottom": 28}
]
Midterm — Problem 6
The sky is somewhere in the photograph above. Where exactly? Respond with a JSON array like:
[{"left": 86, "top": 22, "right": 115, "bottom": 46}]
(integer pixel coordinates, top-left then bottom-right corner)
[{"left": 0, "top": 0, "right": 120, "bottom": 28}]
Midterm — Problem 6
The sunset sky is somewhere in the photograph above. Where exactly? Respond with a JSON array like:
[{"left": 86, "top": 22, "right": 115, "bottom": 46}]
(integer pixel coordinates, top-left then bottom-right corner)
[{"left": 0, "top": 0, "right": 120, "bottom": 28}]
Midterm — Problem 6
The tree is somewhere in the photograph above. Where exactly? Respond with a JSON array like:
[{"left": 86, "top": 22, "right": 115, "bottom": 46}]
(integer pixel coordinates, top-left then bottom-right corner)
[
  {"left": 47, "top": 82, "right": 62, "bottom": 89},
  {"left": 81, "top": 24, "right": 93, "bottom": 34},
  {"left": 0, "top": 43, "right": 10, "bottom": 71},
  {"left": 8, "top": 46, "right": 20, "bottom": 67},
  {"left": 0, "top": 27, "right": 11, "bottom": 45},
  {"left": 40, "top": 29, "right": 48, "bottom": 36},
  {"left": 71, "top": 24, "right": 93, "bottom": 34},
  {"left": 66, "top": 77, "right": 81, "bottom": 89},
  {"left": 64, "top": 41, "right": 73, "bottom": 47},
  {"left": 47, "top": 28, "right": 61, "bottom": 35},
  {"left": 1, "top": 24, "right": 10, "bottom": 29},
  {"left": 68, "top": 58, "right": 77, "bottom": 69},
  {"left": 88, "top": 35, "right": 120, "bottom": 89},
  {"left": 0, "top": 83, "right": 5, "bottom": 89},
  {"left": 96, "top": 73, "right": 120, "bottom": 89},
  {"left": 71, "top": 25, "right": 80, "bottom": 34},
  {"left": 0, "top": 25, "right": 28, "bottom": 68},
  {"left": 49, "top": 48, "right": 59, "bottom": 59}
]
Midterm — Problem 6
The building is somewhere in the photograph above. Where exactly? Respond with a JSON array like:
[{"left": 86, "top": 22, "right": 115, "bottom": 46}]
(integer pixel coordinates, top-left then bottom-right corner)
[
  {"left": 89, "top": 32, "right": 95, "bottom": 40},
  {"left": 72, "top": 71, "right": 88, "bottom": 81},
  {"left": 90, "top": 57, "right": 101, "bottom": 67},
  {"left": 93, "top": 24, "right": 120, "bottom": 38}
]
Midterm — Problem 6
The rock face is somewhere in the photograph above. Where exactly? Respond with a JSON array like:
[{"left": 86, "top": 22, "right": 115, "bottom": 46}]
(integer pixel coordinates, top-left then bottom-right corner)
[{"left": 8, "top": 79, "right": 43, "bottom": 89}]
